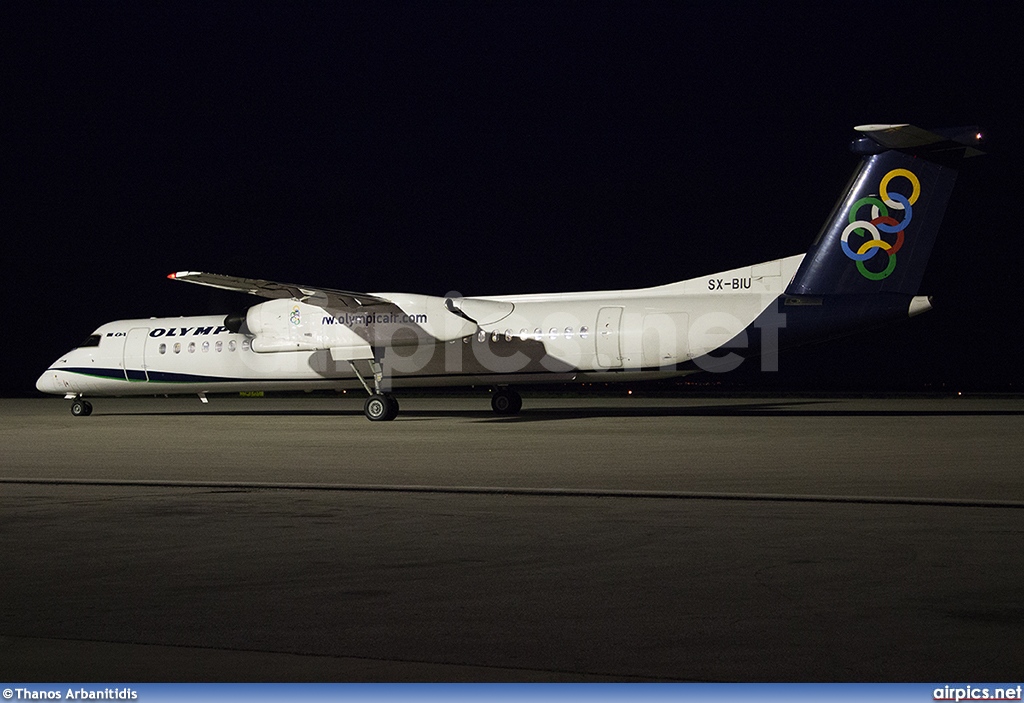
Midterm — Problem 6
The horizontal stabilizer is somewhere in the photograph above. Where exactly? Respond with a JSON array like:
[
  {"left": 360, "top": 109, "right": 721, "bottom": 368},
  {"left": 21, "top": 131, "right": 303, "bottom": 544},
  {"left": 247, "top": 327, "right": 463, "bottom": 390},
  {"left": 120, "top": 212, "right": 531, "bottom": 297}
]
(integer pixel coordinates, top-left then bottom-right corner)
[
  {"left": 168, "top": 271, "right": 391, "bottom": 309},
  {"left": 853, "top": 124, "right": 985, "bottom": 158}
]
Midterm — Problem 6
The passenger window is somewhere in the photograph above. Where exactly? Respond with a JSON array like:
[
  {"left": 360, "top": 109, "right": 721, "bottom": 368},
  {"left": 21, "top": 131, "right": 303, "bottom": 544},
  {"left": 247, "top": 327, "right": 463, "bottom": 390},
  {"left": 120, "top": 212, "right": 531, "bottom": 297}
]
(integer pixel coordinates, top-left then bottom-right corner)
[
  {"left": 534, "top": 328, "right": 543, "bottom": 340},
  {"left": 188, "top": 342, "right": 196, "bottom": 353},
  {"left": 564, "top": 327, "right": 573, "bottom": 339},
  {"left": 215, "top": 341, "right": 223, "bottom": 352},
  {"left": 159, "top": 343, "right": 167, "bottom": 355},
  {"left": 549, "top": 328, "right": 558, "bottom": 340},
  {"left": 477, "top": 330, "right": 487, "bottom": 343},
  {"left": 580, "top": 326, "right": 589, "bottom": 339},
  {"left": 242, "top": 339, "right": 250, "bottom": 351},
  {"left": 228, "top": 340, "right": 237, "bottom": 352},
  {"left": 202, "top": 341, "right": 210, "bottom": 353},
  {"left": 505, "top": 329, "right": 513, "bottom": 342},
  {"left": 174, "top": 343, "right": 181, "bottom": 354}
]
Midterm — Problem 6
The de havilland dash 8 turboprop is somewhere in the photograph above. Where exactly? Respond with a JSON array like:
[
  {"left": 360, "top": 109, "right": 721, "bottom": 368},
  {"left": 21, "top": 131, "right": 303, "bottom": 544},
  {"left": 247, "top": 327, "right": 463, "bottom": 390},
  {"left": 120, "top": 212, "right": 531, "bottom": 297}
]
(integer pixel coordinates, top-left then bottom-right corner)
[{"left": 38, "top": 124, "right": 983, "bottom": 421}]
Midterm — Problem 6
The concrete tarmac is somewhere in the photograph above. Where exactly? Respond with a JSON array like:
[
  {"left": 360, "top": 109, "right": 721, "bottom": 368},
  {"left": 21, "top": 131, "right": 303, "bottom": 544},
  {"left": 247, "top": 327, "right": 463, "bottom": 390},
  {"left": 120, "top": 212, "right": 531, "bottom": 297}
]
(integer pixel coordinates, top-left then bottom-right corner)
[{"left": 1, "top": 395, "right": 1023, "bottom": 681}]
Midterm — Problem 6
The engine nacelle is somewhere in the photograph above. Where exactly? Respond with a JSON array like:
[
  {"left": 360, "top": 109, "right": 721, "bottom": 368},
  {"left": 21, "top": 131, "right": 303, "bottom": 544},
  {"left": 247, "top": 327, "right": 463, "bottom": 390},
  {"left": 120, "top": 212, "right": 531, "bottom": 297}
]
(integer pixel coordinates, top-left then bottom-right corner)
[
  {"left": 245, "top": 299, "right": 370, "bottom": 354},
  {"left": 242, "top": 295, "right": 478, "bottom": 354},
  {"left": 223, "top": 311, "right": 247, "bottom": 333}
]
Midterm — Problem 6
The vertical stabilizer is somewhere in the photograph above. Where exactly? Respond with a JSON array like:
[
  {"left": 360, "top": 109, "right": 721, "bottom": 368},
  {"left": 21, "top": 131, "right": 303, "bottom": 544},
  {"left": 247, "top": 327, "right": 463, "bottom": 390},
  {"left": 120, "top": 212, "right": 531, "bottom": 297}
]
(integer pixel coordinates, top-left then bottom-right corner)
[{"left": 786, "top": 125, "right": 982, "bottom": 296}]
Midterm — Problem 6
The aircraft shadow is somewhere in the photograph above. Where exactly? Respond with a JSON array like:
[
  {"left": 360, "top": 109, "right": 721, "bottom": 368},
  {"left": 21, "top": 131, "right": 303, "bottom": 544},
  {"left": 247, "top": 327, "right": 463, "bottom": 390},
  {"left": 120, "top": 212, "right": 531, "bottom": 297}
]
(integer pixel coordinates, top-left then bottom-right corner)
[
  {"left": 100, "top": 399, "right": 1024, "bottom": 422},
  {"left": 480, "top": 401, "right": 1024, "bottom": 423}
]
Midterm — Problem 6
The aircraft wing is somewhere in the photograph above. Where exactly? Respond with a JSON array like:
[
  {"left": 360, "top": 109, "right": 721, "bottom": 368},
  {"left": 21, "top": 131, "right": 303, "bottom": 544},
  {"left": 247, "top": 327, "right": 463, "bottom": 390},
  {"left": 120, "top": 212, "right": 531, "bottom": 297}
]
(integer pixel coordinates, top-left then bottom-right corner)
[{"left": 167, "top": 271, "right": 392, "bottom": 308}]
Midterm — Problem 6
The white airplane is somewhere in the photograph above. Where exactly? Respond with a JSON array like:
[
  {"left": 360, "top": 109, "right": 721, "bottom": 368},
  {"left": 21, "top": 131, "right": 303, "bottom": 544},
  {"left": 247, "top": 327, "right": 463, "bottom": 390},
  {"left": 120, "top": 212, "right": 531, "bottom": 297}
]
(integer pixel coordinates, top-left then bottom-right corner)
[{"left": 37, "top": 124, "right": 983, "bottom": 420}]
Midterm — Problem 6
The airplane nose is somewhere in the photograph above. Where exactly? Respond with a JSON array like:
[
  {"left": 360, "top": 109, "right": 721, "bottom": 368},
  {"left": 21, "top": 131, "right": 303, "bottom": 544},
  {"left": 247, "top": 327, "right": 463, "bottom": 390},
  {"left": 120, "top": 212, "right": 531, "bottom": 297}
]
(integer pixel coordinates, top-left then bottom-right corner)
[{"left": 36, "top": 371, "right": 55, "bottom": 394}]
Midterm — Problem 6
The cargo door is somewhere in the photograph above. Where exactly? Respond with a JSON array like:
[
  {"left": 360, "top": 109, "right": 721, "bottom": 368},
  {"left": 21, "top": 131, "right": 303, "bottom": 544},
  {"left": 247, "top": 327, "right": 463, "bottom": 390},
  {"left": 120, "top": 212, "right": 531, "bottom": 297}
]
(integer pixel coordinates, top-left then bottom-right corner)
[{"left": 595, "top": 306, "right": 623, "bottom": 368}]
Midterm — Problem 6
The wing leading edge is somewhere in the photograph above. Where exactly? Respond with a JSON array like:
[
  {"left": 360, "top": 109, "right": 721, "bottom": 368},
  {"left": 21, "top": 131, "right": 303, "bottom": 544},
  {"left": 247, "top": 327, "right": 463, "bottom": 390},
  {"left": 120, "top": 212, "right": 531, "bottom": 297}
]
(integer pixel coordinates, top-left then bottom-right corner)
[{"left": 168, "top": 271, "right": 391, "bottom": 309}]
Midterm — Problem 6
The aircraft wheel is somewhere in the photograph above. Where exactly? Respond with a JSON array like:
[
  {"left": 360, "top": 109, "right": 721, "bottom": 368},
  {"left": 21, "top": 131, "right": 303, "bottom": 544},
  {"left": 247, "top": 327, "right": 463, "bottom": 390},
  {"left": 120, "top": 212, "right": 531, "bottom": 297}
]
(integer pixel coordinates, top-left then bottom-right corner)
[
  {"left": 364, "top": 393, "right": 398, "bottom": 422},
  {"left": 491, "top": 388, "right": 522, "bottom": 415},
  {"left": 70, "top": 400, "right": 93, "bottom": 417},
  {"left": 383, "top": 393, "right": 400, "bottom": 420}
]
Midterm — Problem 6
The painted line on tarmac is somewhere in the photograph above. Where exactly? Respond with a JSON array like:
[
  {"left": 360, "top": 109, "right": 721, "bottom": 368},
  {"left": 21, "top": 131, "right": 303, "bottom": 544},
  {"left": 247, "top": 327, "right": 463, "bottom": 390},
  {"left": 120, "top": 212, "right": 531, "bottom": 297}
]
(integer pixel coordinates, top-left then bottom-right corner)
[
  {"left": 0, "top": 632, "right": 662, "bottom": 682},
  {"left": 2, "top": 477, "right": 1024, "bottom": 509}
]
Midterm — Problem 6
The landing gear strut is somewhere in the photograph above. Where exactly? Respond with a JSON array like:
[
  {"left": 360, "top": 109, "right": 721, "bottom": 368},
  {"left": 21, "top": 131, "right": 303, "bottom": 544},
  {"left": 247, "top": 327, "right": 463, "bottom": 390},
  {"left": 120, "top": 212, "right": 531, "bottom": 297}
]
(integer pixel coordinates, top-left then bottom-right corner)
[
  {"left": 491, "top": 387, "right": 522, "bottom": 416},
  {"left": 70, "top": 398, "right": 93, "bottom": 417},
  {"left": 349, "top": 359, "right": 400, "bottom": 422}
]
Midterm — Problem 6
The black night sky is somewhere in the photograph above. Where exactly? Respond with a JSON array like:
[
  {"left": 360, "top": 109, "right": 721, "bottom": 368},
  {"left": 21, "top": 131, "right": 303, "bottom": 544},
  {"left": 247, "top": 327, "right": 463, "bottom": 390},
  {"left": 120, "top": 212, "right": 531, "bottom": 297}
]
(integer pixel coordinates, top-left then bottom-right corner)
[{"left": 4, "top": 2, "right": 1023, "bottom": 397}]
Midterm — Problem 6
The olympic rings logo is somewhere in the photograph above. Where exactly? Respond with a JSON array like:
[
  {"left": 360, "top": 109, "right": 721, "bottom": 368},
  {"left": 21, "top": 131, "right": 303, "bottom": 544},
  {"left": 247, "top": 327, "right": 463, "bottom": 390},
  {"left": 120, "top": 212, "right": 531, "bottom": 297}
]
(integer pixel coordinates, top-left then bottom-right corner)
[
  {"left": 841, "top": 168, "right": 921, "bottom": 280},
  {"left": 290, "top": 306, "right": 301, "bottom": 325}
]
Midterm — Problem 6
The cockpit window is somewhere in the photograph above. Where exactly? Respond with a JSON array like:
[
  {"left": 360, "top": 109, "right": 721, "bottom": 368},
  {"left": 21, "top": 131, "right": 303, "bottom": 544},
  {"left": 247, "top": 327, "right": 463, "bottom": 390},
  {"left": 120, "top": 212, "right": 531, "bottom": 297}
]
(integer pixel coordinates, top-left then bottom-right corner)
[{"left": 77, "top": 334, "right": 101, "bottom": 348}]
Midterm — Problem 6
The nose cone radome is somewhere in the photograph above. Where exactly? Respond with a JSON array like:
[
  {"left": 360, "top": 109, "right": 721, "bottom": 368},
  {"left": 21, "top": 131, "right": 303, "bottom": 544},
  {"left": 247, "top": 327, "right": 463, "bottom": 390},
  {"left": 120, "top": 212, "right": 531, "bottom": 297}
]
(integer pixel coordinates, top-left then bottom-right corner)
[
  {"left": 36, "top": 371, "right": 55, "bottom": 394},
  {"left": 36, "top": 368, "right": 64, "bottom": 395}
]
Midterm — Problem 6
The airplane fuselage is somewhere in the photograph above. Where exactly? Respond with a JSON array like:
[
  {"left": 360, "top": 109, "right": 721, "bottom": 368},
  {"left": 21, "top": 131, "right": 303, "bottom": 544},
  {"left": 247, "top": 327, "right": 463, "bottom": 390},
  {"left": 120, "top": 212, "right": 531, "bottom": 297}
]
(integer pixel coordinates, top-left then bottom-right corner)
[{"left": 37, "top": 256, "right": 805, "bottom": 398}]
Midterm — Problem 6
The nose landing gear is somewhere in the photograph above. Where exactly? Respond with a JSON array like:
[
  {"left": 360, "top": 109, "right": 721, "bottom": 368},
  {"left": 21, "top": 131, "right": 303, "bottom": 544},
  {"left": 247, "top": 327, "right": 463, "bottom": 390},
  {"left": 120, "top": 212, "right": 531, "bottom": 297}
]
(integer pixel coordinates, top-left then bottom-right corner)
[{"left": 70, "top": 398, "right": 94, "bottom": 417}]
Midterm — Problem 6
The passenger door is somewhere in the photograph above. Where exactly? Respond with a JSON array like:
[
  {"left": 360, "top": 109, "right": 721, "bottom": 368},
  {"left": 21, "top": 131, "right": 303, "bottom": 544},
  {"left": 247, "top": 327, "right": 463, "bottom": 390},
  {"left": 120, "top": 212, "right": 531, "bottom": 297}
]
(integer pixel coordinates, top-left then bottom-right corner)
[{"left": 123, "top": 327, "right": 150, "bottom": 381}]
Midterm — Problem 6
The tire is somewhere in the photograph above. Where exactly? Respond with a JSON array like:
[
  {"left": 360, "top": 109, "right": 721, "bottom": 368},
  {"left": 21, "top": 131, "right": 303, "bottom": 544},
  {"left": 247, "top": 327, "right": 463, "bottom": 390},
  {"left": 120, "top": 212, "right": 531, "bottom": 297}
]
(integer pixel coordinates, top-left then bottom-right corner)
[
  {"left": 491, "top": 389, "right": 522, "bottom": 415},
  {"left": 70, "top": 400, "right": 93, "bottom": 417},
  {"left": 364, "top": 393, "right": 398, "bottom": 421},
  {"left": 383, "top": 393, "right": 400, "bottom": 421}
]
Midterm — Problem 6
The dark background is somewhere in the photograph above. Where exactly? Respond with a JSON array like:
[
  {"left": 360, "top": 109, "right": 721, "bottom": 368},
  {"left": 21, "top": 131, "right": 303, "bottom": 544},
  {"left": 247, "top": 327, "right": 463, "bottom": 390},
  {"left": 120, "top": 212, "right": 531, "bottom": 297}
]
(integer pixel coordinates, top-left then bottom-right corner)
[{"left": 4, "top": 2, "right": 1021, "bottom": 397}]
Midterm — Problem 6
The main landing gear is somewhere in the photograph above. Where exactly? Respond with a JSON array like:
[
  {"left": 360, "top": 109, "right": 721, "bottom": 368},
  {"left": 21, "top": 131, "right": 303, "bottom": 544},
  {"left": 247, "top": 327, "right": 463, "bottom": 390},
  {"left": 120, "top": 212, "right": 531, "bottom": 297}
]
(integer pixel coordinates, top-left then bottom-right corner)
[
  {"left": 490, "top": 387, "right": 522, "bottom": 416},
  {"left": 359, "top": 386, "right": 522, "bottom": 421},
  {"left": 348, "top": 360, "right": 525, "bottom": 421},
  {"left": 363, "top": 393, "right": 400, "bottom": 422},
  {"left": 349, "top": 360, "right": 401, "bottom": 422}
]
